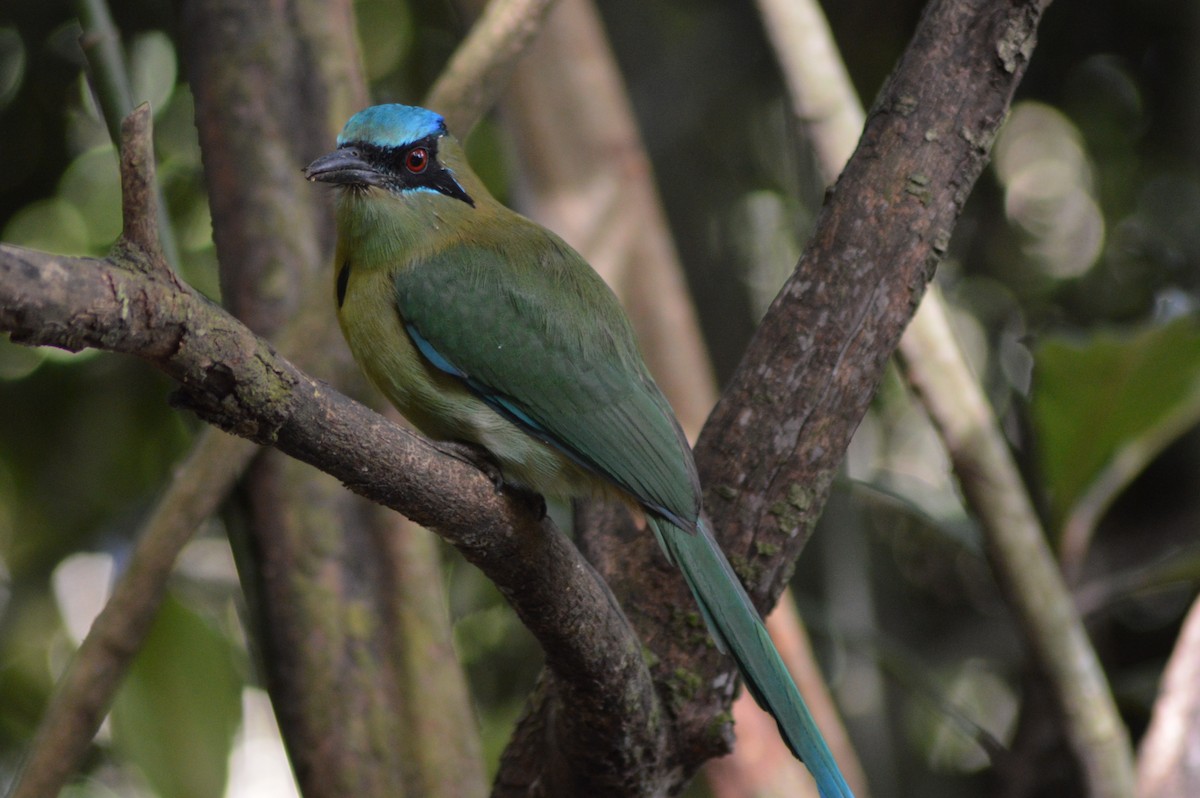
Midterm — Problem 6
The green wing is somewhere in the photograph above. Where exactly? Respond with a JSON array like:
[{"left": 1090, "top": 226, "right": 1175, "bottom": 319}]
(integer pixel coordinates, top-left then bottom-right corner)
[{"left": 393, "top": 230, "right": 700, "bottom": 527}]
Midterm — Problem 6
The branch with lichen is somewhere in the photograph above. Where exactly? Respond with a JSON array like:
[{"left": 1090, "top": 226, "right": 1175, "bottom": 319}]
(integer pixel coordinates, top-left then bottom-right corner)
[{"left": 753, "top": 0, "right": 1135, "bottom": 794}]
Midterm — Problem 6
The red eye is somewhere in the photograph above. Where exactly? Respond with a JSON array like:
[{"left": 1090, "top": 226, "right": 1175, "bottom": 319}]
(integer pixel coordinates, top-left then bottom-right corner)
[{"left": 405, "top": 147, "right": 429, "bottom": 173}]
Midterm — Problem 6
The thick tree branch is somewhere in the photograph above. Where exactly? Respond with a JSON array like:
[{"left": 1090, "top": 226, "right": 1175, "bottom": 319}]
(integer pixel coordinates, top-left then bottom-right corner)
[
  {"left": 701, "top": 0, "right": 1045, "bottom": 612},
  {"left": 757, "top": 0, "right": 1136, "bottom": 794},
  {"left": 608, "top": 0, "right": 1048, "bottom": 776}
]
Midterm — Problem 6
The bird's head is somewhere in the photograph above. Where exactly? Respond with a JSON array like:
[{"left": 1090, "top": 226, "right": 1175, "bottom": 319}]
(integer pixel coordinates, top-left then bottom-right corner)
[{"left": 304, "top": 104, "right": 475, "bottom": 207}]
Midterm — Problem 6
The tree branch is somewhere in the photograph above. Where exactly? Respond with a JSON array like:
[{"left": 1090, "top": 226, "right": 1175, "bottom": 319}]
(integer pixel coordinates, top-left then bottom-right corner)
[
  {"left": 755, "top": 0, "right": 1136, "bottom": 794},
  {"left": 0, "top": 238, "right": 654, "bottom": 791},
  {"left": 662, "top": 0, "right": 1048, "bottom": 771},
  {"left": 1137, "top": 592, "right": 1200, "bottom": 798},
  {"left": 425, "top": 0, "right": 562, "bottom": 136},
  {"left": 903, "top": 288, "right": 1135, "bottom": 796},
  {"left": 75, "top": 0, "right": 181, "bottom": 268}
]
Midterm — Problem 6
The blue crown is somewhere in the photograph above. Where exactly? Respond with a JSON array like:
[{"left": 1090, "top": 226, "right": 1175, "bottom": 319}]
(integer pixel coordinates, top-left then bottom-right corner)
[{"left": 337, "top": 104, "right": 448, "bottom": 148}]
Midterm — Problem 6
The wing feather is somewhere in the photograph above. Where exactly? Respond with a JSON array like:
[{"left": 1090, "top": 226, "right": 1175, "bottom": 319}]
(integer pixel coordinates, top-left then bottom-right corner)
[{"left": 393, "top": 234, "right": 699, "bottom": 526}]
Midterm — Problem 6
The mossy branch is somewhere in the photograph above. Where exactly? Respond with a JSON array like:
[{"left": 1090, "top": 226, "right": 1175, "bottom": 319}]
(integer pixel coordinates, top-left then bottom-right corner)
[{"left": 752, "top": 0, "right": 1135, "bottom": 793}]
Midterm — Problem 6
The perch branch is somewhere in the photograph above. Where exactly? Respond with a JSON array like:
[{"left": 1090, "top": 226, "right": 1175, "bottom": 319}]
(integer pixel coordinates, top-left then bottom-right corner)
[{"left": 3, "top": 100, "right": 655, "bottom": 797}]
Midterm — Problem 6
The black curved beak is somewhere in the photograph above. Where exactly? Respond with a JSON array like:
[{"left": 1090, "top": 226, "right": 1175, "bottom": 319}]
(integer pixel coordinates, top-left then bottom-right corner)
[{"left": 303, "top": 148, "right": 383, "bottom": 187}]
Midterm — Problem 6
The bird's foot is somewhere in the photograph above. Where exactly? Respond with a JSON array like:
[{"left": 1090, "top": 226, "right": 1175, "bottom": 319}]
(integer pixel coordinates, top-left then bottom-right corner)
[
  {"left": 501, "top": 484, "right": 547, "bottom": 520},
  {"left": 432, "top": 441, "right": 547, "bottom": 520},
  {"left": 433, "top": 440, "right": 505, "bottom": 490}
]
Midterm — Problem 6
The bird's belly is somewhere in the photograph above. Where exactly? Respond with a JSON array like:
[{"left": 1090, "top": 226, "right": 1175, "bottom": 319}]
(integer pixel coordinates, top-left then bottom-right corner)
[{"left": 337, "top": 272, "right": 605, "bottom": 501}]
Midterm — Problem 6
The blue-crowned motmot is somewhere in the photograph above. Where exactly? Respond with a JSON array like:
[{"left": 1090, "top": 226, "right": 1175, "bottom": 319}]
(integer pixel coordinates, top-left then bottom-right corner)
[{"left": 305, "top": 104, "right": 853, "bottom": 798}]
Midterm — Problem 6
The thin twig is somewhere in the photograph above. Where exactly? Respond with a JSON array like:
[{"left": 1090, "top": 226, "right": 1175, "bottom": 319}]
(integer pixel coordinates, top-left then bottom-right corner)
[
  {"left": 1060, "top": 396, "right": 1200, "bottom": 582},
  {"left": 903, "top": 289, "right": 1135, "bottom": 797},
  {"left": 75, "top": 0, "right": 181, "bottom": 268},
  {"left": 115, "top": 104, "right": 167, "bottom": 266},
  {"left": 74, "top": 0, "right": 132, "bottom": 144},
  {"left": 424, "top": 0, "right": 561, "bottom": 135}
]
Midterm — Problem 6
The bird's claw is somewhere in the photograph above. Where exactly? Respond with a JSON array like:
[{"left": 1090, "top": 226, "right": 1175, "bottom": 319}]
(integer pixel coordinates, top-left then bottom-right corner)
[
  {"left": 433, "top": 440, "right": 505, "bottom": 490},
  {"left": 433, "top": 441, "right": 546, "bottom": 519},
  {"left": 501, "top": 484, "right": 547, "bottom": 520}
]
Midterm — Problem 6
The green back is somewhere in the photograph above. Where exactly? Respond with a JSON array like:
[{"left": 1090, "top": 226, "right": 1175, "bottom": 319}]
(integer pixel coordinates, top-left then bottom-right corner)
[{"left": 392, "top": 221, "right": 700, "bottom": 527}]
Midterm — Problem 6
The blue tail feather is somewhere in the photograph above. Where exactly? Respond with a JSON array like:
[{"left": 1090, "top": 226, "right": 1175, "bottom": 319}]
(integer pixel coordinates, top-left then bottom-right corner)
[{"left": 649, "top": 516, "right": 854, "bottom": 798}]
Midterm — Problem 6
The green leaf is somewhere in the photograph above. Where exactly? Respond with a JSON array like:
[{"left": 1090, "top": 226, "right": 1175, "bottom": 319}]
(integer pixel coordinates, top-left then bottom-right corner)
[
  {"left": 1032, "top": 318, "right": 1200, "bottom": 535},
  {"left": 110, "top": 593, "right": 243, "bottom": 798}
]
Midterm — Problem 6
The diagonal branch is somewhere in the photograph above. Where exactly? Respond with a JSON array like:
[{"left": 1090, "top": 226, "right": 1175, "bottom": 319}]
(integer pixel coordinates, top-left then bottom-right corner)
[
  {"left": 0, "top": 236, "right": 657, "bottom": 778},
  {"left": 506, "top": 0, "right": 1052, "bottom": 789},
  {"left": 8, "top": 427, "right": 256, "bottom": 798},
  {"left": 756, "top": 0, "right": 1135, "bottom": 795},
  {"left": 668, "top": 0, "right": 1049, "bottom": 772},
  {"left": 426, "top": 0, "right": 562, "bottom": 135}
]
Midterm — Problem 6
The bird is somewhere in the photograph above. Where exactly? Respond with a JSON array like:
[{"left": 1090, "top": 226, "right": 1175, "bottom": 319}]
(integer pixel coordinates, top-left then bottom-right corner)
[{"left": 305, "top": 103, "right": 853, "bottom": 798}]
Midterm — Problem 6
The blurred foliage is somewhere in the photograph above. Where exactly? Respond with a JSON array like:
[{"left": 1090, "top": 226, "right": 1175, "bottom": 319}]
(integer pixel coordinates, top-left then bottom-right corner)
[
  {"left": 1033, "top": 318, "right": 1200, "bottom": 533},
  {"left": 0, "top": 0, "right": 1199, "bottom": 797},
  {"left": 110, "top": 594, "right": 243, "bottom": 798}
]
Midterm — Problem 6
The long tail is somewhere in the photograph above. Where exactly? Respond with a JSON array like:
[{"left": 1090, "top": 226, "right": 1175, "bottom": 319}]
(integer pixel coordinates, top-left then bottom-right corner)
[{"left": 649, "top": 516, "right": 854, "bottom": 798}]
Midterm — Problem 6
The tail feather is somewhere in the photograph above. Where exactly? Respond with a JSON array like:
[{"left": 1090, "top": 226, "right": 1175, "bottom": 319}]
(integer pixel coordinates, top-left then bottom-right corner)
[{"left": 650, "top": 516, "right": 854, "bottom": 798}]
